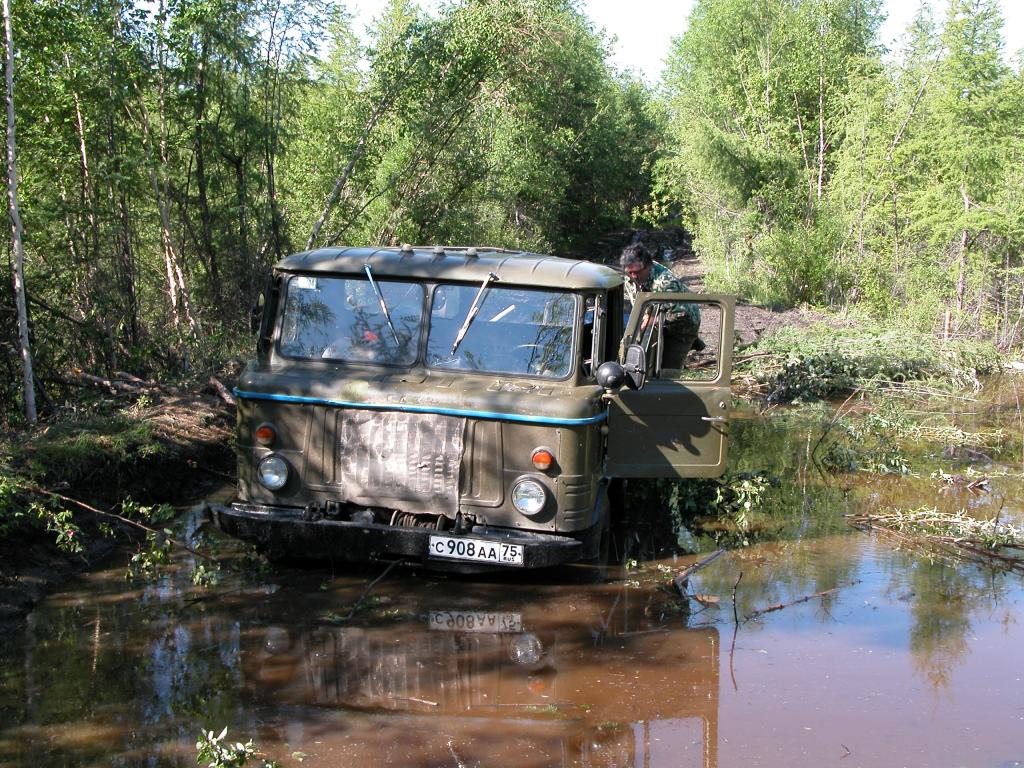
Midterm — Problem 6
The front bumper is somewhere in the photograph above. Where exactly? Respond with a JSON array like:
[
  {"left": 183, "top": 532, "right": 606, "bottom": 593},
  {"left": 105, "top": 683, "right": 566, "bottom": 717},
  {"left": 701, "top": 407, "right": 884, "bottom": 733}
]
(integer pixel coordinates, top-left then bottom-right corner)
[{"left": 207, "top": 502, "right": 586, "bottom": 571}]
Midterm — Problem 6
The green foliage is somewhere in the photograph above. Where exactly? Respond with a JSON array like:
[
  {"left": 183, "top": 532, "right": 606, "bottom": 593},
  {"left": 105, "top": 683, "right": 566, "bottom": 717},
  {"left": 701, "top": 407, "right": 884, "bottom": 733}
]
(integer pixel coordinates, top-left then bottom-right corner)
[
  {"left": 746, "top": 213, "right": 851, "bottom": 307},
  {"left": 0, "top": 472, "right": 23, "bottom": 539},
  {"left": 658, "top": 0, "right": 1024, "bottom": 346},
  {"left": 743, "top": 324, "right": 1001, "bottom": 403},
  {"left": 196, "top": 727, "right": 280, "bottom": 768},
  {"left": 0, "top": 466, "right": 83, "bottom": 552},
  {"left": 669, "top": 471, "right": 774, "bottom": 547},
  {"left": 820, "top": 401, "right": 912, "bottom": 474},
  {"left": 283, "top": 0, "right": 660, "bottom": 255},
  {"left": 121, "top": 497, "right": 176, "bottom": 525},
  {"left": 660, "top": 0, "right": 882, "bottom": 303},
  {"left": 127, "top": 531, "right": 174, "bottom": 581},
  {"left": 630, "top": 471, "right": 774, "bottom": 550},
  {"left": 191, "top": 562, "right": 223, "bottom": 587},
  {"left": 40, "top": 502, "right": 84, "bottom": 553}
]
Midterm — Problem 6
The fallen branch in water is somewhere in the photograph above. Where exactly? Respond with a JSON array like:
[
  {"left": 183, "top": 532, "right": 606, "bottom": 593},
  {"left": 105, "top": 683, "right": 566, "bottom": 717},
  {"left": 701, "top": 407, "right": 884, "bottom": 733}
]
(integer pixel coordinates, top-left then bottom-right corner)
[
  {"left": 729, "top": 571, "right": 743, "bottom": 691},
  {"left": 10, "top": 479, "right": 219, "bottom": 565},
  {"left": 672, "top": 548, "right": 726, "bottom": 596},
  {"left": 338, "top": 559, "right": 404, "bottom": 621},
  {"left": 850, "top": 508, "right": 1024, "bottom": 573},
  {"left": 744, "top": 580, "right": 860, "bottom": 622}
]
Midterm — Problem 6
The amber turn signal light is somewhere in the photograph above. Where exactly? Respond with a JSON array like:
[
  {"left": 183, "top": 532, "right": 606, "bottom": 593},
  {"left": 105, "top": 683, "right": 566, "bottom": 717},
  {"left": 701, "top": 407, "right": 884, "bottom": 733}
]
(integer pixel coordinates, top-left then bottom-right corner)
[
  {"left": 254, "top": 423, "right": 276, "bottom": 446},
  {"left": 531, "top": 448, "right": 554, "bottom": 471}
]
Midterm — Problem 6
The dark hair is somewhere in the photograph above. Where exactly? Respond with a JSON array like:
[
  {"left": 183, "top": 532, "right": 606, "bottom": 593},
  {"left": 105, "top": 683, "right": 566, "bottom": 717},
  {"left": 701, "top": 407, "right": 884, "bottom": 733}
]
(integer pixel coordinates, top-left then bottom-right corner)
[{"left": 619, "top": 243, "right": 652, "bottom": 268}]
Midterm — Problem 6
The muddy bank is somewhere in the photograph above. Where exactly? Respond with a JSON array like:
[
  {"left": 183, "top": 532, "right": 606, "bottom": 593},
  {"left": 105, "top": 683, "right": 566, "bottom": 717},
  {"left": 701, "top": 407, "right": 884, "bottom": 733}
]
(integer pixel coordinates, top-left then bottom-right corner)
[
  {"left": 0, "top": 536, "right": 117, "bottom": 625},
  {"left": 0, "top": 391, "right": 235, "bottom": 624}
]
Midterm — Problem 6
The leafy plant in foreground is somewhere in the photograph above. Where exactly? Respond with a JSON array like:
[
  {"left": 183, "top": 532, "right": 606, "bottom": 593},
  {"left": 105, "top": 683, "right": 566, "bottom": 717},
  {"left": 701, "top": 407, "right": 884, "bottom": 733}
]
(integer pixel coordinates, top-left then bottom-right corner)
[
  {"left": 0, "top": 467, "right": 83, "bottom": 552},
  {"left": 196, "top": 727, "right": 280, "bottom": 768}
]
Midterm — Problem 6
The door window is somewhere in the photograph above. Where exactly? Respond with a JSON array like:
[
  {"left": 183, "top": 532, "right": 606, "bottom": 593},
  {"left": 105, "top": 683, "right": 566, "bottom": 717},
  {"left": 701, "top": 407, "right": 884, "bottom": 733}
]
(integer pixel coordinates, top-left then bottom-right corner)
[{"left": 625, "top": 299, "right": 725, "bottom": 381}]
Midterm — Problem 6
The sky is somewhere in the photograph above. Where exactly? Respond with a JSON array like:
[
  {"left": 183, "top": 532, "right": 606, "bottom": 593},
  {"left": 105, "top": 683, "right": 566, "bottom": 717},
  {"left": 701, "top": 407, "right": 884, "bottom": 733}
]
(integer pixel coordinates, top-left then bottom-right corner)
[{"left": 349, "top": 0, "right": 1024, "bottom": 83}]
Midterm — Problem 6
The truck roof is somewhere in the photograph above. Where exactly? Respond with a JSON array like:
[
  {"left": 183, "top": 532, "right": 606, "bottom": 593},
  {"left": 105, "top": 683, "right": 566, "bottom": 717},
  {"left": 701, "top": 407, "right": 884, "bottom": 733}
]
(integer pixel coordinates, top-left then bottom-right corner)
[{"left": 276, "top": 246, "right": 624, "bottom": 291}]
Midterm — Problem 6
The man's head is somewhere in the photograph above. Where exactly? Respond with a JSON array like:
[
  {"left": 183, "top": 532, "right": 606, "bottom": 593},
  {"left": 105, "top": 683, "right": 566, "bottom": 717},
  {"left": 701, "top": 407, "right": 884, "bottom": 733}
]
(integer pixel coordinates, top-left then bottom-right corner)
[{"left": 620, "top": 243, "right": 653, "bottom": 284}]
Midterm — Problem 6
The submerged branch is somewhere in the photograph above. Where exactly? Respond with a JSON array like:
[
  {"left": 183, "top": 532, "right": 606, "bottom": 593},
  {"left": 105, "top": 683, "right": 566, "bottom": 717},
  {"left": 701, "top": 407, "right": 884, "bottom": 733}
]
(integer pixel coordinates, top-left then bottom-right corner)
[
  {"left": 672, "top": 548, "right": 726, "bottom": 595},
  {"left": 338, "top": 559, "right": 404, "bottom": 622},
  {"left": 744, "top": 580, "right": 860, "bottom": 622}
]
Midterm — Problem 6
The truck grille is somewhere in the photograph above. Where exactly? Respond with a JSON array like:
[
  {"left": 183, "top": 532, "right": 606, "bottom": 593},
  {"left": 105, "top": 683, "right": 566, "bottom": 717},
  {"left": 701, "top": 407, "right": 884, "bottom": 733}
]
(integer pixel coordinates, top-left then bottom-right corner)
[{"left": 335, "top": 410, "right": 465, "bottom": 516}]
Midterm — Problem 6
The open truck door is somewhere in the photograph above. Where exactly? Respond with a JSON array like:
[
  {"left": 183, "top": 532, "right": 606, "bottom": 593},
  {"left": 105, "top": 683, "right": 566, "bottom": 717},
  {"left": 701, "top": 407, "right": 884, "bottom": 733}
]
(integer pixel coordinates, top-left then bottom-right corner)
[{"left": 605, "top": 293, "right": 734, "bottom": 478}]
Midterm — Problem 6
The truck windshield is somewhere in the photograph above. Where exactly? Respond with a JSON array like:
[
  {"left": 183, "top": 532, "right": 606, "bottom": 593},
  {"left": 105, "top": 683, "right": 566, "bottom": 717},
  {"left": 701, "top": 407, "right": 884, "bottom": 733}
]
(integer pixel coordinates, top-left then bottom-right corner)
[
  {"left": 278, "top": 275, "right": 424, "bottom": 364},
  {"left": 427, "top": 285, "right": 576, "bottom": 378}
]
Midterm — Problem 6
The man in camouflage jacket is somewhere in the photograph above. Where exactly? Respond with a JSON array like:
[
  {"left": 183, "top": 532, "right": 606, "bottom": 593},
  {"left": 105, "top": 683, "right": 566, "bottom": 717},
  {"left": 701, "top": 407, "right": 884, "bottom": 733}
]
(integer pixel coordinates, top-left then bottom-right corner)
[{"left": 620, "top": 243, "right": 702, "bottom": 368}]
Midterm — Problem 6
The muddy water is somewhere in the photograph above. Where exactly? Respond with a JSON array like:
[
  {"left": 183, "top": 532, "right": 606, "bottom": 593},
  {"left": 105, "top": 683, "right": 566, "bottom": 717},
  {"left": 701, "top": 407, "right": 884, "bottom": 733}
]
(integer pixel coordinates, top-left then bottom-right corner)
[{"left": 1, "top": 380, "right": 1023, "bottom": 768}]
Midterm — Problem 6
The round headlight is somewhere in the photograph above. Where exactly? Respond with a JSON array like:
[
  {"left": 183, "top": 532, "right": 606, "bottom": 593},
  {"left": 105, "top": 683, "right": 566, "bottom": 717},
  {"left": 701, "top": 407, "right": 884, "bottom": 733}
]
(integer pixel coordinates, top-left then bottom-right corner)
[
  {"left": 508, "top": 633, "right": 544, "bottom": 665},
  {"left": 511, "top": 478, "right": 546, "bottom": 516},
  {"left": 257, "top": 454, "right": 289, "bottom": 490}
]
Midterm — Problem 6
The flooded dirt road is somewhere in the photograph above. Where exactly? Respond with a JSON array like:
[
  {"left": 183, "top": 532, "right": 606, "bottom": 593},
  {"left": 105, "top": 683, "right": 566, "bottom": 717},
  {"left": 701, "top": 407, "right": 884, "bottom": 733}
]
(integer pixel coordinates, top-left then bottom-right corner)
[{"left": 1, "top": 379, "right": 1022, "bottom": 768}]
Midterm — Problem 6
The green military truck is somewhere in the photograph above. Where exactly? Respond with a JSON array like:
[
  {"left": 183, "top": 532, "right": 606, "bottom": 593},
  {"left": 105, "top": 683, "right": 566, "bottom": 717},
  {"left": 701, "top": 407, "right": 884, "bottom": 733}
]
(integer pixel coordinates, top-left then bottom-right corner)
[{"left": 208, "top": 245, "right": 734, "bottom": 571}]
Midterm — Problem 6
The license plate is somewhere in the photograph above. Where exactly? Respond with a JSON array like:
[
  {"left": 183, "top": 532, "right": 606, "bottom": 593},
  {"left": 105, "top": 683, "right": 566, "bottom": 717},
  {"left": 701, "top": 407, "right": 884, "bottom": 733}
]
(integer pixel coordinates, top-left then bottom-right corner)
[
  {"left": 428, "top": 610, "right": 523, "bottom": 633},
  {"left": 427, "top": 534, "right": 525, "bottom": 566}
]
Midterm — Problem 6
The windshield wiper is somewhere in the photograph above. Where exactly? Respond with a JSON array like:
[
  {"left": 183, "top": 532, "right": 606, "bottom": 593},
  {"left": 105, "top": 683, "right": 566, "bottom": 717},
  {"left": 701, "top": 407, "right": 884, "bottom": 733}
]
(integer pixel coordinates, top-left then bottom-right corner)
[
  {"left": 363, "top": 263, "right": 401, "bottom": 345},
  {"left": 451, "top": 271, "right": 499, "bottom": 355}
]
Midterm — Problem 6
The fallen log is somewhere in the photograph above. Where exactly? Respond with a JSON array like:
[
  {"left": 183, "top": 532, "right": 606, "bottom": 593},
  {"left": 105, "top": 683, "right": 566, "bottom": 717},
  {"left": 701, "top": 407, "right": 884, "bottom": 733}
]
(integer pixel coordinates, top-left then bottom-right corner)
[
  {"left": 208, "top": 377, "right": 236, "bottom": 406},
  {"left": 76, "top": 370, "right": 153, "bottom": 395},
  {"left": 114, "top": 370, "right": 164, "bottom": 389}
]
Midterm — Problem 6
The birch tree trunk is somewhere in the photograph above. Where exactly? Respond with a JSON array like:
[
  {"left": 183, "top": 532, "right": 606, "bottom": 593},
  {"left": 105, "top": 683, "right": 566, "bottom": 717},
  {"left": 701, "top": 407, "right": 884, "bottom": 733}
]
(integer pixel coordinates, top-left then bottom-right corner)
[
  {"left": 955, "top": 183, "right": 971, "bottom": 318},
  {"left": 305, "top": 103, "right": 387, "bottom": 250},
  {"left": 3, "top": 0, "right": 36, "bottom": 423},
  {"left": 132, "top": 51, "right": 199, "bottom": 336}
]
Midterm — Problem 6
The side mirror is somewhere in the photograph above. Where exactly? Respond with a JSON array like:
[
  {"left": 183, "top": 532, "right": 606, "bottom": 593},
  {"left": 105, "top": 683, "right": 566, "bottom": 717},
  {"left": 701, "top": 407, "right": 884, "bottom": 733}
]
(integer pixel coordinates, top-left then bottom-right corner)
[
  {"left": 250, "top": 292, "right": 265, "bottom": 335},
  {"left": 623, "top": 344, "right": 647, "bottom": 390}
]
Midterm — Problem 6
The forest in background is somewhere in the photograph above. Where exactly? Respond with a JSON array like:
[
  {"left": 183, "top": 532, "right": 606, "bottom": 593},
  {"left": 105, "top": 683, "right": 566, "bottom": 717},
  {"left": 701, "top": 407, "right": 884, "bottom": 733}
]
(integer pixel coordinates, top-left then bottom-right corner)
[{"left": 1, "top": 0, "right": 1022, "bottom": 426}]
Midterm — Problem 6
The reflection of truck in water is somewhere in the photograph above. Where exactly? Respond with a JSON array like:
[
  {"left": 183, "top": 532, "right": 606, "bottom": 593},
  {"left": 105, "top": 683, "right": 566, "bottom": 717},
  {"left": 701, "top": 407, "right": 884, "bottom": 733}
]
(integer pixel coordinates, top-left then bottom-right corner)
[
  {"left": 241, "top": 581, "right": 720, "bottom": 767},
  {"left": 208, "top": 246, "right": 734, "bottom": 570}
]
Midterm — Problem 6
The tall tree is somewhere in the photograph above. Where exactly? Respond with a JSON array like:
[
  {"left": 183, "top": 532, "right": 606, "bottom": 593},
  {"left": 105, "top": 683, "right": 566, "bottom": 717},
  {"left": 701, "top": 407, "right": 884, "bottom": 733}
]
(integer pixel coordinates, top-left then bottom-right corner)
[{"left": 3, "top": 0, "right": 35, "bottom": 422}]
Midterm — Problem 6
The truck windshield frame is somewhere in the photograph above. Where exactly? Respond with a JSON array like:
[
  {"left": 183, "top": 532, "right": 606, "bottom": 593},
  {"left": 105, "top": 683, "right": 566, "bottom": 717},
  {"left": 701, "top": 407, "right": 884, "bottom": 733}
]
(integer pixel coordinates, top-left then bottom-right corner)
[{"left": 275, "top": 274, "right": 579, "bottom": 380}]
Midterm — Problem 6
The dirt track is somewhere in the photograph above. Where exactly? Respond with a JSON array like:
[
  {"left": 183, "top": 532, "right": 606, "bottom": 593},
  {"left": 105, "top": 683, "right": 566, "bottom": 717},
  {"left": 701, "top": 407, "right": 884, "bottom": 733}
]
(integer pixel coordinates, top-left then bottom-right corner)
[{"left": 670, "top": 251, "right": 834, "bottom": 346}]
